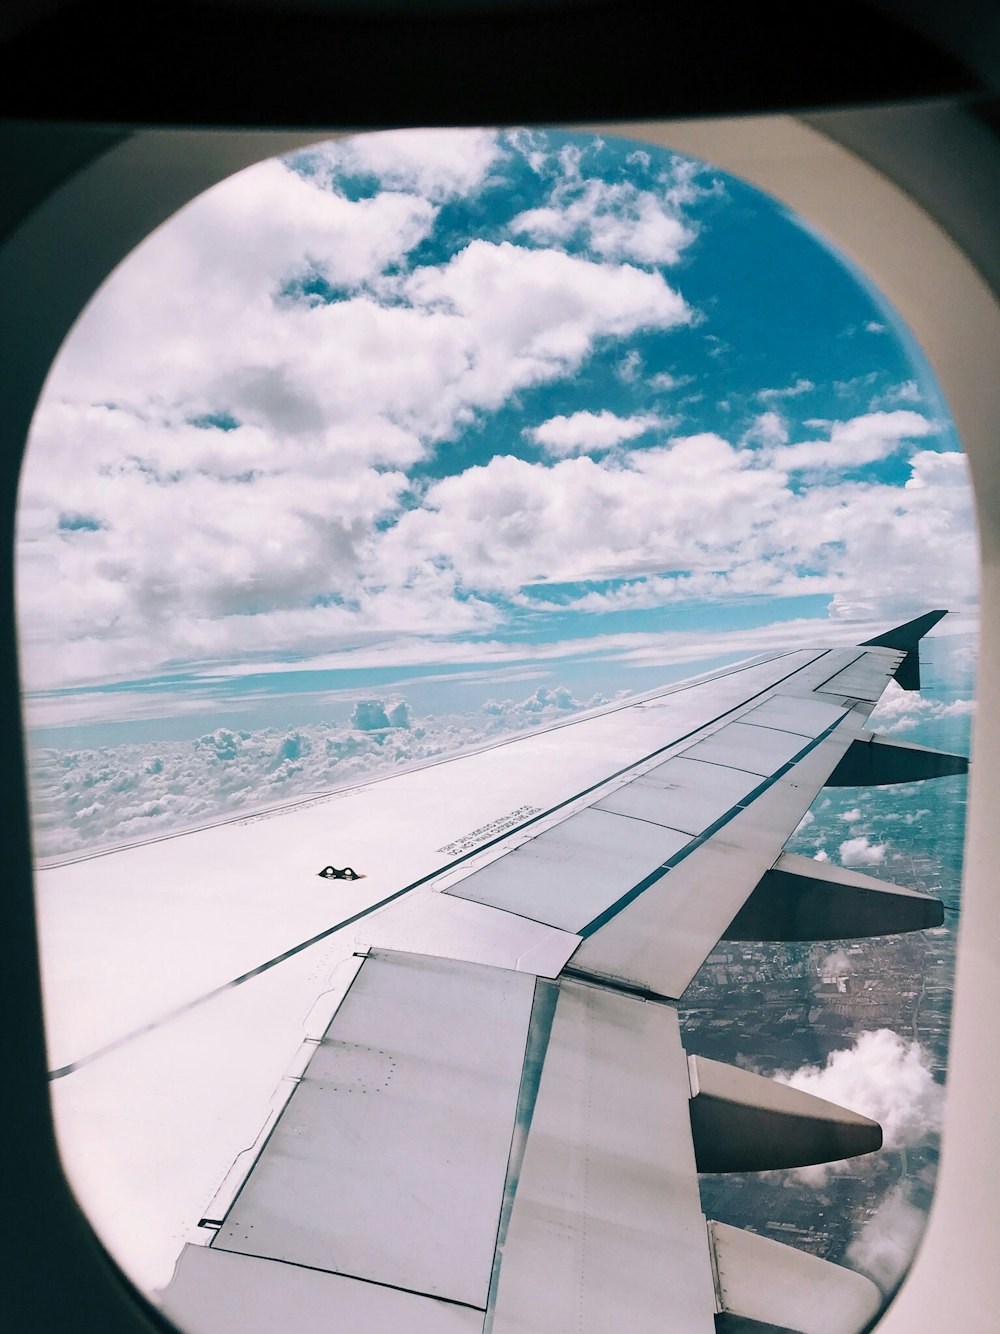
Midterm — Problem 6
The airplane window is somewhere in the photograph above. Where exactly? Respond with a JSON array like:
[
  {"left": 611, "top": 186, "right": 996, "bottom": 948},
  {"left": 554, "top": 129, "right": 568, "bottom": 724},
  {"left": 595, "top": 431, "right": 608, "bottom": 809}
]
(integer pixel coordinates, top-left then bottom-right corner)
[{"left": 17, "top": 128, "right": 976, "bottom": 1328}]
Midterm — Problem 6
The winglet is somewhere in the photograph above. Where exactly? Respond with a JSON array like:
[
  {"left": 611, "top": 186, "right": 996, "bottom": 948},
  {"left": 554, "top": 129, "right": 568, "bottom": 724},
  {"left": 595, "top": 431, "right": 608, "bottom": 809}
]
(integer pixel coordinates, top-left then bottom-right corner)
[{"left": 861, "top": 609, "right": 948, "bottom": 691}]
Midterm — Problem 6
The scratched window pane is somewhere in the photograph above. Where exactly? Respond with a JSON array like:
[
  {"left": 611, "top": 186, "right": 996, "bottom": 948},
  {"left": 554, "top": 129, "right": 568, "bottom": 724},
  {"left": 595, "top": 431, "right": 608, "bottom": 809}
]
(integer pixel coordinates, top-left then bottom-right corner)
[{"left": 18, "top": 130, "right": 975, "bottom": 1326}]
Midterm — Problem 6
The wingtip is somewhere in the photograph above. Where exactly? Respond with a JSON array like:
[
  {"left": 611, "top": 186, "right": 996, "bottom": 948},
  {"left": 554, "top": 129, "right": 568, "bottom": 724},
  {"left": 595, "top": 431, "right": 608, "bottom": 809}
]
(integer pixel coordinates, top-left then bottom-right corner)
[{"left": 860, "top": 608, "right": 948, "bottom": 649}]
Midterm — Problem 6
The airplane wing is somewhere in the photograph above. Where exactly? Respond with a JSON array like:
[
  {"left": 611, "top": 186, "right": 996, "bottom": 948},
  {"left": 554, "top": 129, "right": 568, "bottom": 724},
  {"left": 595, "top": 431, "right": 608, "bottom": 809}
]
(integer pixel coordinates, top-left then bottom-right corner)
[{"left": 36, "top": 614, "right": 965, "bottom": 1334}]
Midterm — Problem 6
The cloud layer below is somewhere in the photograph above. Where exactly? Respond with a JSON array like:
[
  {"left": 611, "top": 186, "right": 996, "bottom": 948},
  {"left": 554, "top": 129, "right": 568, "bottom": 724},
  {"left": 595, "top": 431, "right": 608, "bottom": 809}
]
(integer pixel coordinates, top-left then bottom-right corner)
[{"left": 29, "top": 684, "right": 609, "bottom": 857}]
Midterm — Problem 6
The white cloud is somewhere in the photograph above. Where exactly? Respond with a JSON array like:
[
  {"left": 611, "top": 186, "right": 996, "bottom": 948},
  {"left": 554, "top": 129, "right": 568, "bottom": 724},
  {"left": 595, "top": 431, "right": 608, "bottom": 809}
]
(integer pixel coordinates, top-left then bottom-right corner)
[
  {"left": 777, "top": 1029, "right": 943, "bottom": 1151},
  {"left": 839, "top": 835, "right": 887, "bottom": 867},
  {"left": 615, "top": 349, "right": 643, "bottom": 383},
  {"left": 509, "top": 148, "right": 706, "bottom": 266},
  {"left": 167, "top": 610, "right": 978, "bottom": 693},
  {"left": 847, "top": 1183, "right": 928, "bottom": 1292},
  {"left": 13, "top": 130, "right": 978, "bottom": 698},
  {"left": 513, "top": 185, "right": 692, "bottom": 266},
  {"left": 743, "top": 409, "right": 788, "bottom": 448},
  {"left": 350, "top": 697, "right": 411, "bottom": 731},
  {"left": 401, "top": 241, "right": 690, "bottom": 414},
  {"left": 369, "top": 423, "right": 975, "bottom": 621},
  {"left": 903, "top": 447, "right": 970, "bottom": 491},
  {"left": 480, "top": 684, "right": 608, "bottom": 721},
  {"left": 869, "top": 379, "right": 922, "bottom": 410},
  {"left": 769, "top": 410, "right": 936, "bottom": 471},
  {"left": 867, "top": 679, "right": 976, "bottom": 734},
  {"left": 820, "top": 947, "right": 852, "bottom": 977},
  {"left": 377, "top": 434, "right": 786, "bottom": 592},
  {"left": 307, "top": 128, "right": 503, "bottom": 202},
  {"left": 52, "top": 157, "right": 439, "bottom": 396},
  {"left": 756, "top": 377, "right": 815, "bottom": 403},
  {"left": 527, "top": 409, "right": 665, "bottom": 456},
  {"left": 647, "top": 369, "right": 694, "bottom": 392},
  {"left": 28, "top": 684, "right": 608, "bottom": 858},
  {"left": 838, "top": 807, "right": 863, "bottom": 822},
  {"left": 19, "top": 191, "right": 692, "bottom": 690}
]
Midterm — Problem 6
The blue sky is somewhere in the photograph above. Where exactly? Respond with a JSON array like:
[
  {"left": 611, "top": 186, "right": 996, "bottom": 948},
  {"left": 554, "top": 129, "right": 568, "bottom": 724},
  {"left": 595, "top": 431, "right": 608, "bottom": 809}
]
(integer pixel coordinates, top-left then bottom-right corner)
[{"left": 17, "top": 128, "right": 977, "bottom": 746}]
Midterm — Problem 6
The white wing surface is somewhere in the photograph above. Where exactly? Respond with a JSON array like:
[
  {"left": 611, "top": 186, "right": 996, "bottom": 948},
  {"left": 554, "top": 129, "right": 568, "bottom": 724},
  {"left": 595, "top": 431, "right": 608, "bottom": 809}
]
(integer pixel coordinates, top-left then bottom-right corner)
[{"left": 37, "top": 615, "right": 964, "bottom": 1333}]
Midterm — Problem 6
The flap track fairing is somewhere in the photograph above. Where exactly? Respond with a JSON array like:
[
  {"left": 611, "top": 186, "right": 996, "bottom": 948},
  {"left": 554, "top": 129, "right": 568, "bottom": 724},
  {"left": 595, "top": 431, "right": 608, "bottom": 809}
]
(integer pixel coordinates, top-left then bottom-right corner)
[
  {"left": 688, "top": 1054, "right": 882, "bottom": 1173},
  {"left": 826, "top": 733, "right": 968, "bottom": 786},
  {"left": 723, "top": 851, "right": 944, "bottom": 940},
  {"left": 709, "top": 1220, "right": 882, "bottom": 1334}
]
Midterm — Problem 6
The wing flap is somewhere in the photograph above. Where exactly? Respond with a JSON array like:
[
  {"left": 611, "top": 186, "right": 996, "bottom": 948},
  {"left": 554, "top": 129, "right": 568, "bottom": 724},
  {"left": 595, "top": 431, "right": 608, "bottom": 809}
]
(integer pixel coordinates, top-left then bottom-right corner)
[
  {"left": 489, "top": 981, "right": 717, "bottom": 1334},
  {"left": 164, "top": 955, "right": 720, "bottom": 1334},
  {"left": 737, "top": 693, "right": 849, "bottom": 734},
  {"left": 212, "top": 950, "right": 536, "bottom": 1308}
]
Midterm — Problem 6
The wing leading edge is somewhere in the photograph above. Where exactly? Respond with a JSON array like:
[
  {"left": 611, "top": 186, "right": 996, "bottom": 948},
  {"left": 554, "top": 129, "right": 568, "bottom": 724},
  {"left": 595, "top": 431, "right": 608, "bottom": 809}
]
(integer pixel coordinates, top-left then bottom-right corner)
[{"left": 75, "top": 615, "right": 958, "bottom": 1333}]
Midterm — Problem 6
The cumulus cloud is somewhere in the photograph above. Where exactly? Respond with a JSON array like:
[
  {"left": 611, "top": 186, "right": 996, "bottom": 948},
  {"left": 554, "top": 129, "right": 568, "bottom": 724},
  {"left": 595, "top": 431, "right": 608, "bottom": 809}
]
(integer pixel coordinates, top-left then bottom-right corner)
[
  {"left": 509, "top": 145, "right": 705, "bottom": 265},
  {"left": 350, "top": 697, "right": 411, "bottom": 731},
  {"left": 302, "top": 128, "right": 503, "bottom": 202},
  {"left": 867, "top": 679, "right": 976, "bottom": 734},
  {"left": 820, "top": 947, "right": 852, "bottom": 978},
  {"left": 647, "top": 369, "right": 694, "bottom": 392},
  {"left": 526, "top": 409, "right": 665, "bottom": 456},
  {"left": 28, "top": 684, "right": 609, "bottom": 857},
  {"left": 839, "top": 835, "right": 887, "bottom": 867},
  {"left": 401, "top": 241, "right": 690, "bottom": 417},
  {"left": 14, "top": 129, "right": 978, "bottom": 702},
  {"left": 742, "top": 409, "right": 788, "bottom": 448},
  {"left": 384, "top": 424, "right": 974, "bottom": 624},
  {"left": 379, "top": 434, "right": 788, "bottom": 593},
  {"left": 777, "top": 1029, "right": 944, "bottom": 1151},
  {"left": 869, "top": 378, "right": 922, "bottom": 411},
  {"left": 17, "top": 174, "right": 692, "bottom": 690},
  {"left": 769, "top": 410, "right": 935, "bottom": 471},
  {"left": 481, "top": 684, "right": 607, "bottom": 721},
  {"left": 373, "top": 418, "right": 975, "bottom": 620},
  {"left": 756, "top": 377, "right": 815, "bottom": 403}
]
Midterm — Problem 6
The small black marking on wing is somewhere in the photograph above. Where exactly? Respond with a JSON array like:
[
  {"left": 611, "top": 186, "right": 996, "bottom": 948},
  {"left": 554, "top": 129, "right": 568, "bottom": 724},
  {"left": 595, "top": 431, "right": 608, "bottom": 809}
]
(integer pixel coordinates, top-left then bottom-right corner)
[{"left": 319, "top": 865, "right": 363, "bottom": 880}]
